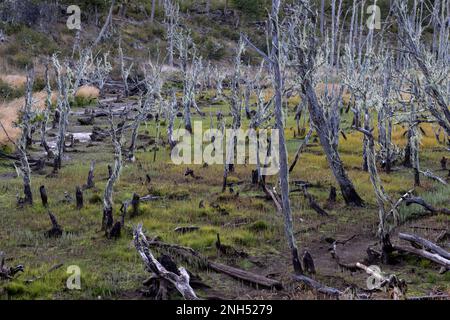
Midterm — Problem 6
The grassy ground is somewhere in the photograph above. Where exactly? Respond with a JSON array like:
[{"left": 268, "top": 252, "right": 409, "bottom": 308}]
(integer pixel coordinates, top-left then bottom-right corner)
[{"left": 0, "top": 88, "right": 449, "bottom": 300}]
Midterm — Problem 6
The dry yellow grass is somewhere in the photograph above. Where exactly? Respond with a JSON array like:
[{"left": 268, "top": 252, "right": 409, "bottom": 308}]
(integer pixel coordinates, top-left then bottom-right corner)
[
  {"left": 76, "top": 85, "right": 99, "bottom": 99},
  {"left": 0, "top": 74, "right": 27, "bottom": 88},
  {"left": 0, "top": 91, "right": 49, "bottom": 143}
]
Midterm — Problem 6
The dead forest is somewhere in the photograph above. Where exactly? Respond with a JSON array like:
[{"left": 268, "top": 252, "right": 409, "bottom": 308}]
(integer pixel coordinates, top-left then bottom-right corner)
[{"left": 0, "top": 0, "right": 449, "bottom": 300}]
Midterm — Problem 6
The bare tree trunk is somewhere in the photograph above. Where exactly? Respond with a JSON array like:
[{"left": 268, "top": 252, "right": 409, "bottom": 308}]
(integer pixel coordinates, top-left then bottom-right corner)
[
  {"left": 93, "top": 0, "right": 116, "bottom": 47},
  {"left": 270, "top": 0, "right": 302, "bottom": 274},
  {"left": 41, "top": 64, "right": 52, "bottom": 157},
  {"left": 150, "top": 0, "right": 156, "bottom": 22},
  {"left": 302, "top": 79, "right": 364, "bottom": 207}
]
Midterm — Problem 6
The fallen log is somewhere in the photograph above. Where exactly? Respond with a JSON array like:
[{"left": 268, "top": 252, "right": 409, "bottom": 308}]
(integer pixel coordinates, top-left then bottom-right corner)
[
  {"left": 174, "top": 226, "right": 200, "bottom": 234},
  {"left": 419, "top": 169, "right": 448, "bottom": 186},
  {"left": 398, "top": 233, "right": 450, "bottom": 260},
  {"left": 405, "top": 196, "right": 450, "bottom": 215},
  {"left": 393, "top": 245, "right": 450, "bottom": 269},
  {"left": 144, "top": 237, "right": 282, "bottom": 290},
  {"left": 293, "top": 274, "right": 341, "bottom": 297},
  {"left": 209, "top": 262, "right": 282, "bottom": 290}
]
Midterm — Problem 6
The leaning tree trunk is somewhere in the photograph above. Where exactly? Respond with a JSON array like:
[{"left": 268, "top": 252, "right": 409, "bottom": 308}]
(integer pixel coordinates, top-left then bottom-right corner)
[{"left": 302, "top": 78, "right": 364, "bottom": 207}]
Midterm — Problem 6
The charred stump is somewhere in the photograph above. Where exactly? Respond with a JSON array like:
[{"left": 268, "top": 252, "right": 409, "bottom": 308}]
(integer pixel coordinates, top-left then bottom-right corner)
[
  {"left": 39, "top": 185, "right": 48, "bottom": 208},
  {"left": 85, "top": 160, "right": 95, "bottom": 189},
  {"left": 130, "top": 193, "right": 140, "bottom": 217},
  {"left": 441, "top": 157, "right": 447, "bottom": 170},
  {"left": 75, "top": 186, "right": 83, "bottom": 209},
  {"left": 45, "top": 211, "right": 63, "bottom": 238}
]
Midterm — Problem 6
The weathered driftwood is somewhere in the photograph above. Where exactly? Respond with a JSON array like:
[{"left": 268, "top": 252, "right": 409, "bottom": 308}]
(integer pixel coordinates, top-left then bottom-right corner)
[
  {"left": 133, "top": 225, "right": 199, "bottom": 300},
  {"left": 398, "top": 233, "right": 450, "bottom": 260}
]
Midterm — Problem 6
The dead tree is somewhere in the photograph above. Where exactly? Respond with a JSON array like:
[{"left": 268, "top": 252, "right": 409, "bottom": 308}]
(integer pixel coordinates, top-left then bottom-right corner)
[
  {"left": 222, "top": 38, "right": 245, "bottom": 192},
  {"left": 133, "top": 224, "right": 198, "bottom": 300},
  {"left": 118, "top": 36, "right": 133, "bottom": 97},
  {"left": 244, "top": 0, "right": 303, "bottom": 274},
  {"left": 52, "top": 55, "right": 70, "bottom": 172},
  {"left": 394, "top": 1, "right": 450, "bottom": 139},
  {"left": 40, "top": 63, "right": 53, "bottom": 157},
  {"left": 355, "top": 124, "right": 397, "bottom": 263},
  {"left": 167, "top": 90, "right": 178, "bottom": 149},
  {"left": 102, "top": 108, "right": 124, "bottom": 235},
  {"left": 128, "top": 59, "right": 163, "bottom": 161},
  {"left": 163, "top": 0, "right": 180, "bottom": 68},
  {"left": 286, "top": 2, "right": 364, "bottom": 206},
  {"left": 93, "top": 0, "right": 116, "bottom": 47}
]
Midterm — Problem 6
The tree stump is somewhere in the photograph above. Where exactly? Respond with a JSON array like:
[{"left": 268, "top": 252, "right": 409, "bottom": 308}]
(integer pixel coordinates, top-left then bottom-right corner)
[
  {"left": 39, "top": 185, "right": 48, "bottom": 208},
  {"left": 328, "top": 186, "right": 337, "bottom": 203},
  {"left": 441, "top": 157, "right": 447, "bottom": 170},
  {"left": 130, "top": 193, "right": 140, "bottom": 217},
  {"left": 45, "top": 212, "right": 63, "bottom": 238},
  {"left": 85, "top": 160, "right": 95, "bottom": 189},
  {"left": 76, "top": 186, "right": 83, "bottom": 209},
  {"left": 251, "top": 170, "right": 259, "bottom": 185},
  {"left": 108, "top": 164, "right": 113, "bottom": 179}
]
